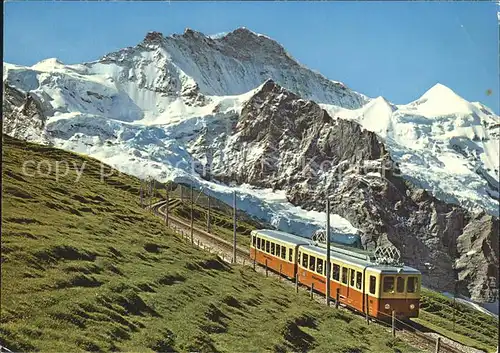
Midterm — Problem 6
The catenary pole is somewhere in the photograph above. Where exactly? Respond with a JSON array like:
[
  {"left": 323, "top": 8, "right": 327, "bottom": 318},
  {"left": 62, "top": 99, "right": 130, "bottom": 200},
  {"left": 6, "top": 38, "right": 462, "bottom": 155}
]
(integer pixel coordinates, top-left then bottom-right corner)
[
  {"left": 326, "top": 198, "right": 331, "bottom": 306},
  {"left": 190, "top": 184, "right": 194, "bottom": 244},
  {"left": 233, "top": 191, "right": 237, "bottom": 264}
]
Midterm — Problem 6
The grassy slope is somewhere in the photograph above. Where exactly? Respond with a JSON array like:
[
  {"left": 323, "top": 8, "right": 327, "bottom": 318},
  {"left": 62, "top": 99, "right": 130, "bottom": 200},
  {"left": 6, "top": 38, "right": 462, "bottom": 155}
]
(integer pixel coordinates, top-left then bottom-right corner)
[
  {"left": 1, "top": 135, "right": 417, "bottom": 352},
  {"left": 156, "top": 178, "right": 500, "bottom": 353},
  {"left": 416, "top": 289, "right": 498, "bottom": 353}
]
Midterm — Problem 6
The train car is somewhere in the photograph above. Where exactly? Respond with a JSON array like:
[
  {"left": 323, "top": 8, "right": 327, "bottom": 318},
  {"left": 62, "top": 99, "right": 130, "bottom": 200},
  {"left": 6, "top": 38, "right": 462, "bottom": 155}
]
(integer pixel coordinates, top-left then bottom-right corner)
[
  {"left": 249, "top": 229, "right": 309, "bottom": 279},
  {"left": 297, "top": 244, "right": 421, "bottom": 319},
  {"left": 249, "top": 229, "right": 421, "bottom": 320}
]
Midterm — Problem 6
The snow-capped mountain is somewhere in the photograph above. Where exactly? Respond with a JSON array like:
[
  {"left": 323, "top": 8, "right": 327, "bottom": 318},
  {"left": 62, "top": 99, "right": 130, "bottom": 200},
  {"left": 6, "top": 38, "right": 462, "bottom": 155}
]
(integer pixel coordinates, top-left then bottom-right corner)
[
  {"left": 3, "top": 28, "right": 498, "bottom": 302},
  {"left": 321, "top": 83, "right": 500, "bottom": 216}
]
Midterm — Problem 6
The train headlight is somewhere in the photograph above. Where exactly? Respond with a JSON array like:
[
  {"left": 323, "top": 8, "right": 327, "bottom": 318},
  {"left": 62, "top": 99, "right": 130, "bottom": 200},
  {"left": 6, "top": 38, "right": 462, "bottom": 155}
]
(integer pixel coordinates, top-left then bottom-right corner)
[
  {"left": 384, "top": 304, "right": 390, "bottom": 310},
  {"left": 409, "top": 304, "right": 415, "bottom": 310}
]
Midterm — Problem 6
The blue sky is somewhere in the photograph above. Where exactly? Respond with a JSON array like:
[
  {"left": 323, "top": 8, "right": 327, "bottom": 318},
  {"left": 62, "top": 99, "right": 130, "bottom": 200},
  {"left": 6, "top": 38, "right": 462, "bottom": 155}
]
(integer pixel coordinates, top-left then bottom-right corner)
[{"left": 4, "top": 1, "right": 499, "bottom": 113}]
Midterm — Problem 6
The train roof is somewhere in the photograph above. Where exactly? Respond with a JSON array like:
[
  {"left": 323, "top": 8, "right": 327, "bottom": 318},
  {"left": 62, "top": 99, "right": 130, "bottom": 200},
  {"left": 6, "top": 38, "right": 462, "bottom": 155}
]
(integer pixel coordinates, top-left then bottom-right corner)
[
  {"left": 300, "top": 244, "right": 421, "bottom": 274},
  {"left": 301, "top": 244, "right": 370, "bottom": 267},
  {"left": 252, "top": 229, "right": 421, "bottom": 275},
  {"left": 251, "top": 229, "right": 311, "bottom": 246},
  {"left": 253, "top": 229, "right": 373, "bottom": 261}
]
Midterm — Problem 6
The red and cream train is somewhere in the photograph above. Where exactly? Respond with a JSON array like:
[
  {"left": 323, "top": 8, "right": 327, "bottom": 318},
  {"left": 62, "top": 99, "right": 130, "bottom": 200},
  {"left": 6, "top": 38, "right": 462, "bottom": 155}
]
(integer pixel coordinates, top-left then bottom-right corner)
[{"left": 249, "top": 229, "right": 421, "bottom": 320}]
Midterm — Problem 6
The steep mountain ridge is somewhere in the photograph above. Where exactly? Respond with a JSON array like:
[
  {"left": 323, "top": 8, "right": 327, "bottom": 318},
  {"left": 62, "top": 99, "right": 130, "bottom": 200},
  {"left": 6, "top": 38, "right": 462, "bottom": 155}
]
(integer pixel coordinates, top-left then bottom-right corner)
[
  {"left": 2, "top": 27, "right": 499, "bottom": 302},
  {"left": 136, "top": 28, "right": 370, "bottom": 107}
]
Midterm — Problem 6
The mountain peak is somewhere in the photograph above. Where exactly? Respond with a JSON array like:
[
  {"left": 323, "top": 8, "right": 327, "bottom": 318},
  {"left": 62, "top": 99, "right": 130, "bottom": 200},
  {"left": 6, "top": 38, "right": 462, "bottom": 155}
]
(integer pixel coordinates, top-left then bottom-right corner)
[
  {"left": 255, "top": 78, "right": 299, "bottom": 96},
  {"left": 408, "top": 82, "right": 474, "bottom": 117},
  {"left": 182, "top": 27, "right": 205, "bottom": 38},
  {"left": 421, "top": 83, "right": 462, "bottom": 102},
  {"left": 369, "top": 96, "right": 397, "bottom": 112},
  {"left": 226, "top": 27, "right": 263, "bottom": 38},
  {"left": 221, "top": 27, "right": 280, "bottom": 48},
  {"left": 143, "top": 31, "right": 164, "bottom": 44},
  {"left": 31, "top": 58, "right": 65, "bottom": 71}
]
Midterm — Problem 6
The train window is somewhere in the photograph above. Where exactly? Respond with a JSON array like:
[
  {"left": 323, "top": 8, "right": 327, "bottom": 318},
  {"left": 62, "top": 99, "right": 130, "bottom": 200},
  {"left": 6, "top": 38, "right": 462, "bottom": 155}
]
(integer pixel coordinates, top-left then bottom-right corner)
[
  {"left": 356, "top": 272, "right": 362, "bottom": 290},
  {"left": 265, "top": 240, "right": 270, "bottom": 253},
  {"left": 302, "top": 253, "right": 308, "bottom": 268},
  {"left": 407, "top": 277, "right": 417, "bottom": 293},
  {"left": 396, "top": 277, "right": 405, "bottom": 293},
  {"left": 369, "top": 276, "right": 376, "bottom": 294},
  {"left": 309, "top": 256, "right": 316, "bottom": 271},
  {"left": 281, "top": 246, "right": 286, "bottom": 260},
  {"left": 383, "top": 276, "right": 395, "bottom": 293},
  {"left": 350, "top": 269, "right": 355, "bottom": 287},
  {"left": 332, "top": 264, "right": 340, "bottom": 281},
  {"left": 256, "top": 237, "right": 261, "bottom": 249},
  {"left": 271, "top": 242, "right": 275, "bottom": 255},
  {"left": 341, "top": 267, "right": 348, "bottom": 284},
  {"left": 316, "top": 258, "right": 323, "bottom": 274},
  {"left": 289, "top": 248, "right": 293, "bottom": 262},
  {"left": 252, "top": 235, "right": 256, "bottom": 247},
  {"left": 276, "top": 244, "right": 280, "bottom": 257}
]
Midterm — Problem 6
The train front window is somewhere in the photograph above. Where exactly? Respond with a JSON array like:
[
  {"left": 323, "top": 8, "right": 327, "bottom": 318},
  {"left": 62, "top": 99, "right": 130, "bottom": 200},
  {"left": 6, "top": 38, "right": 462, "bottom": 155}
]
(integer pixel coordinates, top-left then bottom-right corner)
[
  {"left": 302, "top": 254, "right": 308, "bottom": 268},
  {"left": 309, "top": 256, "right": 316, "bottom": 271},
  {"left": 356, "top": 272, "right": 362, "bottom": 290},
  {"left": 265, "top": 240, "right": 270, "bottom": 253},
  {"left": 407, "top": 277, "right": 417, "bottom": 293},
  {"left": 383, "top": 276, "right": 395, "bottom": 293},
  {"left": 316, "top": 258, "right": 323, "bottom": 274},
  {"left": 289, "top": 248, "right": 293, "bottom": 262},
  {"left": 252, "top": 236, "right": 256, "bottom": 247},
  {"left": 369, "top": 276, "right": 376, "bottom": 294},
  {"left": 281, "top": 246, "right": 286, "bottom": 260},
  {"left": 350, "top": 269, "right": 355, "bottom": 287},
  {"left": 332, "top": 264, "right": 340, "bottom": 281},
  {"left": 396, "top": 277, "right": 405, "bottom": 293},
  {"left": 256, "top": 237, "right": 261, "bottom": 249},
  {"left": 341, "top": 267, "right": 348, "bottom": 284}
]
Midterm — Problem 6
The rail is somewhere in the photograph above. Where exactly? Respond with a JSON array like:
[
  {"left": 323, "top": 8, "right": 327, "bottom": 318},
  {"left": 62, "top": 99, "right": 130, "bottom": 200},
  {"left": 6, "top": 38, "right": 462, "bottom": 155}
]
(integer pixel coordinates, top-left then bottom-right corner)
[
  {"left": 0, "top": 344, "right": 13, "bottom": 352},
  {"left": 151, "top": 200, "right": 250, "bottom": 260}
]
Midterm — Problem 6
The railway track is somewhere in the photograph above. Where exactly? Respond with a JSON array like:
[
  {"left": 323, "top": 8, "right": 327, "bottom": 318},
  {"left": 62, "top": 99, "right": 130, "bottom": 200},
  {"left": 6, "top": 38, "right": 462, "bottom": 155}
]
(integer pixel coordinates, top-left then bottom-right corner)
[
  {"left": 149, "top": 199, "right": 470, "bottom": 353},
  {"left": 0, "top": 344, "right": 13, "bottom": 352},
  {"left": 150, "top": 200, "right": 251, "bottom": 262}
]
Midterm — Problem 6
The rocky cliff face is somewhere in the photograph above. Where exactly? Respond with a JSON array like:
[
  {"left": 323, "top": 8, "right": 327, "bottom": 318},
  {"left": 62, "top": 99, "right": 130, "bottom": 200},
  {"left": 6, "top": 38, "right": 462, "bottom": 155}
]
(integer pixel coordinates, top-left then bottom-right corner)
[
  {"left": 153, "top": 28, "right": 370, "bottom": 108},
  {"left": 196, "top": 80, "right": 499, "bottom": 301},
  {"left": 2, "top": 83, "right": 51, "bottom": 143}
]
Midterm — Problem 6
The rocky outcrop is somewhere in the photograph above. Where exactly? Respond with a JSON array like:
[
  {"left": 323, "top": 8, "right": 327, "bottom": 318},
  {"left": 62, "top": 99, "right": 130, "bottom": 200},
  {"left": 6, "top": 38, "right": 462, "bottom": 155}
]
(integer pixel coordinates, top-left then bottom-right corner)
[
  {"left": 203, "top": 81, "right": 499, "bottom": 302},
  {"left": 2, "top": 83, "right": 51, "bottom": 143},
  {"left": 456, "top": 213, "right": 499, "bottom": 300}
]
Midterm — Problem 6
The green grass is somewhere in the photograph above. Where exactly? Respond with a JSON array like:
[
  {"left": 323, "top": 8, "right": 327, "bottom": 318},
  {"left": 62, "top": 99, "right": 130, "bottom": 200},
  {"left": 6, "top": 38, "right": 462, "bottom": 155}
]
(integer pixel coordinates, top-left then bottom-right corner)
[
  {"left": 416, "top": 289, "right": 498, "bottom": 352},
  {"left": 1, "top": 135, "right": 419, "bottom": 352}
]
